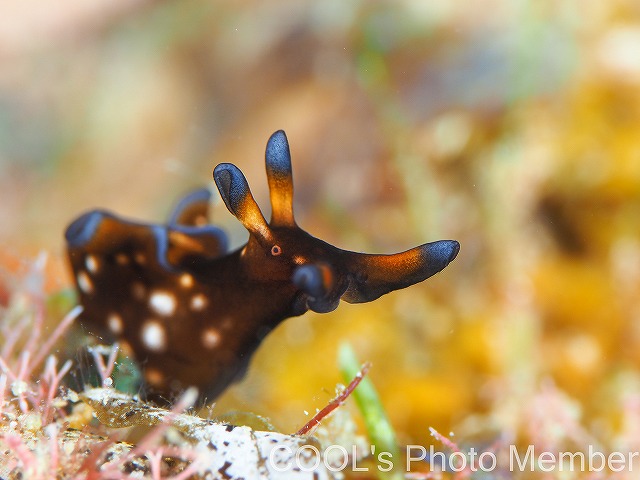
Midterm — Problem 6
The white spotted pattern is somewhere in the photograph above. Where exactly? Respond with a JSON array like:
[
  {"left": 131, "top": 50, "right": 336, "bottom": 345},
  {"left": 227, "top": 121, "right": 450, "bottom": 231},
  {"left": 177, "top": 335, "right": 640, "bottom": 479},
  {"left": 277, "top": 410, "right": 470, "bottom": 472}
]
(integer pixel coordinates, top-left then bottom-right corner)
[
  {"left": 149, "top": 291, "right": 177, "bottom": 316},
  {"left": 107, "top": 313, "right": 123, "bottom": 334},
  {"left": 190, "top": 294, "right": 207, "bottom": 311},
  {"left": 115, "top": 253, "right": 129, "bottom": 265},
  {"left": 179, "top": 273, "right": 194, "bottom": 288},
  {"left": 144, "top": 368, "right": 164, "bottom": 386},
  {"left": 141, "top": 320, "right": 166, "bottom": 352},
  {"left": 221, "top": 317, "right": 233, "bottom": 330},
  {"left": 132, "top": 282, "right": 146, "bottom": 300},
  {"left": 202, "top": 328, "right": 221, "bottom": 349},
  {"left": 85, "top": 255, "right": 99, "bottom": 273},
  {"left": 77, "top": 272, "right": 93, "bottom": 294}
]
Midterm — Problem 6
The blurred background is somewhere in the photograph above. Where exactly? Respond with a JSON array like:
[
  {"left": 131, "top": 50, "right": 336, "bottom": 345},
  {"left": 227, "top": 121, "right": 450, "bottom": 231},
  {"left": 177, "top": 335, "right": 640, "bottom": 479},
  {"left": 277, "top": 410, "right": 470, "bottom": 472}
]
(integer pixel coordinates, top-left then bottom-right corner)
[{"left": 2, "top": 0, "right": 640, "bottom": 452}]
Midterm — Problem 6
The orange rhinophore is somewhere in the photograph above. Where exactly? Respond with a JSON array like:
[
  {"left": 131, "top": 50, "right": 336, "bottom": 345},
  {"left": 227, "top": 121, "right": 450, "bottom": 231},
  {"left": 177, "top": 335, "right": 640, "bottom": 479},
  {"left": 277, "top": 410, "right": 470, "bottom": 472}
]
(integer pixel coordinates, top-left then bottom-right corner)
[{"left": 65, "top": 130, "right": 460, "bottom": 404}]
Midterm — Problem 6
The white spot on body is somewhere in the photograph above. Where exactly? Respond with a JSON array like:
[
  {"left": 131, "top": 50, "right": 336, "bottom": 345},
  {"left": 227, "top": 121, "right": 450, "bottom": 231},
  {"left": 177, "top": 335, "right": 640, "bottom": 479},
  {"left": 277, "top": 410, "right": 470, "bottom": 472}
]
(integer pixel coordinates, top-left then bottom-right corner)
[
  {"left": 132, "top": 282, "right": 146, "bottom": 300},
  {"left": 115, "top": 254, "right": 130, "bottom": 265},
  {"left": 202, "top": 328, "right": 221, "bottom": 349},
  {"left": 141, "top": 320, "right": 166, "bottom": 352},
  {"left": 221, "top": 317, "right": 233, "bottom": 330},
  {"left": 85, "top": 255, "right": 99, "bottom": 273},
  {"left": 190, "top": 294, "right": 208, "bottom": 311},
  {"left": 144, "top": 368, "right": 164, "bottom": 386},
  {"left": 107, "top": 313, "right": 123, "bottom": 334},
  {"left": 149, "top": 291, "right": 177, "bottom": 316},
  {"left": 293, "top": 255, "right": 307, "bottom": 265},
  {"left": 179, "top": 273, "right": 194, "bottom": 288},
  {"left": 77, "top": 272, "right": 93, "bottom": 294}
]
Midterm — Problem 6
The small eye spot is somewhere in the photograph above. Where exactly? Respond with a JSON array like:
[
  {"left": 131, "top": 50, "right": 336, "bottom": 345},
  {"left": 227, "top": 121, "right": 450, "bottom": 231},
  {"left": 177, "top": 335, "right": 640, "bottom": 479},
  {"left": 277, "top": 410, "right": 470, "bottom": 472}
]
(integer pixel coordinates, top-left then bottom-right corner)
[
  {"left": 85, "top": 255, "right": 99, "bottom": 274},
  {"left": 134, "top": 253, "right": 146, "bottom": 265},
  {"left": 271, "top": 245, "right": 282, "bottom": 256},
  {"left": 77, "top": 272, "right": 93, "bottom": 294},
  {"left": 202, "top": 328, "right": 221, "bottom": 349},
  {"left": 190, "top": 294, "right": 208, "bottom": 311},
  {"left": 144, "top": 368, "right": 165, "bottom": 386},
  {"left": 149, "top": 291, "right": 177, "bottom": 316},
  {"left": 179, "top": 273, "right": 194, "bottom": 288},
  {"left": 141, "top": 320, "right": 166, "bottom": 352},
  {"left": 107, "top": 313, "right": 123, "bottom": 334}
]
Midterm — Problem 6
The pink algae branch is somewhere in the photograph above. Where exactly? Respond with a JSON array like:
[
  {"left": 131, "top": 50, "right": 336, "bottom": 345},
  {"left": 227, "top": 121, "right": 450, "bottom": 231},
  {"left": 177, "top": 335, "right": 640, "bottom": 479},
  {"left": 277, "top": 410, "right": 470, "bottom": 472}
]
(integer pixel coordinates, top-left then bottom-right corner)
[{"left": 295, "top": 361, "right": 371, "bottom": 436}]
